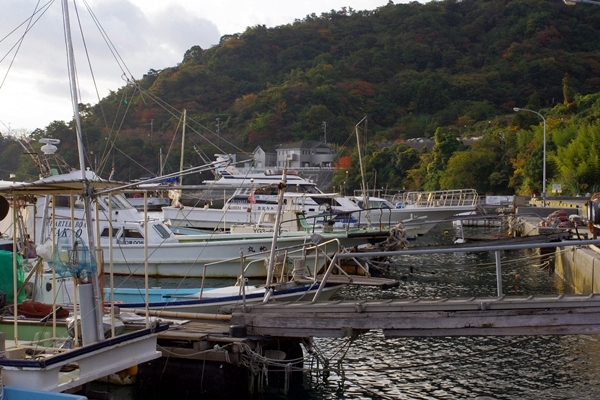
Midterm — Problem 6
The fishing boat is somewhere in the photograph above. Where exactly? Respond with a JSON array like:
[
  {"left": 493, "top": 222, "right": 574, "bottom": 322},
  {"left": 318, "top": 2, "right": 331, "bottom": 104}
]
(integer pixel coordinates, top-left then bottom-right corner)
[
  {"left": 125, "top": 183, "right": 171, "bottom": 212},
  {"left": 29, "top": 238, "right": 347, "bottom": 314},
  {"left": 163, "top": 181, "right": 362, "bottom": 231},
  {"left": 0, "top": 159, "right": 398, "bottom": 280},
  {"left": 99, "top": 236, "right": 357, "bottom": 314},
  {"left": 9, "top": 173, "right": 349, "bottom": 278},
  {"left": 347, "top": 195, "right": 439, "bottom": 235},
  {"left": 203, "top": 162, "right": 318, "bottom": 188},
  {"left": 389, "top": 188, "right": 481, "bottom": 220},
  {"left": 0, "top": 174, "right": 168, "bottom": 396},
  {"left": 224, "top": 204, "right": 412, "bottom": 246},
  {"left": 0, "top": 1, "right": 171, "bottom": 396},
  {"left": 341, "top": 187, "right": 481, "bottom": 234},
  {"left": 27, "top": 178, "right": 400, "bottom": 316},
  {"left": 99, "top": 187, "right": 401, "bottom": 314}
]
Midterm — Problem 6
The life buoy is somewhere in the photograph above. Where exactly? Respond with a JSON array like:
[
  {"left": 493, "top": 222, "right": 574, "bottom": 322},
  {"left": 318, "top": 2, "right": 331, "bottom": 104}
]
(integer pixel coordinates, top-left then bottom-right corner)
[{"left": 0, "top": 195, "right": 9, "bottom": 221}]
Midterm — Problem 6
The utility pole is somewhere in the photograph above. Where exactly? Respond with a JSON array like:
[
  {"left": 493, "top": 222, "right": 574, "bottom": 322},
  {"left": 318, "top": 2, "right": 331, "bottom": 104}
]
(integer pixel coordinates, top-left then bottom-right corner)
[{"left": 322, "top": 121, "right": 327, "bottom": 144}]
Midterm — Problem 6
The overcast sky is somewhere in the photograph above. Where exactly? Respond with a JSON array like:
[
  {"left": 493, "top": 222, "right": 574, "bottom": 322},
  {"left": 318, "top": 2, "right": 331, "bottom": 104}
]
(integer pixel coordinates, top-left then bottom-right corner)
[{"left": 0, "top": 0, "right": 417, "bottom": 133}]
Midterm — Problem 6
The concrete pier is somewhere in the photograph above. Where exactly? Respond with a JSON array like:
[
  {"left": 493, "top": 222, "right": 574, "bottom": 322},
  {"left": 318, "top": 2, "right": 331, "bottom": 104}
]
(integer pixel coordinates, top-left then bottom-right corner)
[
  {"left": 512, "top": 197, "right": 599, "bottom": 294},
  {"left": 556, "top": 245, "right": 600, "bottom": 293}
]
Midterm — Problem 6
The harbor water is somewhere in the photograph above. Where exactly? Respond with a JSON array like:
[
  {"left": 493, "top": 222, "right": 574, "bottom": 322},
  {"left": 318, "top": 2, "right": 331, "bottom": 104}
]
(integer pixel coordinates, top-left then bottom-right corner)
[{"left": 99, "top": 222, "right": 600, "bottom": 399}]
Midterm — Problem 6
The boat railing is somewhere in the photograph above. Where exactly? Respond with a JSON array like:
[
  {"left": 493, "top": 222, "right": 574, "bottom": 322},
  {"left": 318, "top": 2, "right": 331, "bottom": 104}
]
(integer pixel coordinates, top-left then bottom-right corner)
[
  {"left": 199, "top": 238, "right": 344, "bottom": 296},
  {"left": 392, "top": 189, "right": 480, "bottom": 208},
  {"left": 330, "top": 207, "right": 400, "bottom": 230},
  {"left": 290, "top": 238, "right": 345, "bottom": 282},
  {"left": 353, "top": 189, "right": 392, "bottom": 198},
  {"left": 301, "top": 208, "right": 396, "bottom": 232},
  {"left": 308, "top": 242, "right": 372, "bottom": 302},
  {"left": 352, "top": 207, "right": 395, "bottom": 228}
]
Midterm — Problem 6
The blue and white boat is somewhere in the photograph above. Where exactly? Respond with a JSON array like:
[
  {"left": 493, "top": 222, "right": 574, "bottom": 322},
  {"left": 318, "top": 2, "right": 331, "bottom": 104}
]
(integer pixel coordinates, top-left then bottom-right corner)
[{"left": 105, "top": 281, "right": 342, "bottom": 314}]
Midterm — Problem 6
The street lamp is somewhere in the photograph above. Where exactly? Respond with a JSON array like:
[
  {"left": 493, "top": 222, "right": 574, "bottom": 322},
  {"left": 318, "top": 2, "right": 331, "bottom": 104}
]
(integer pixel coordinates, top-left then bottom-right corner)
[
  {"left": 564, "top": 0, "right": 600, "bottom": 5},
  {"left": 513, "top": 107, "right": 547, "bottom": 206}
]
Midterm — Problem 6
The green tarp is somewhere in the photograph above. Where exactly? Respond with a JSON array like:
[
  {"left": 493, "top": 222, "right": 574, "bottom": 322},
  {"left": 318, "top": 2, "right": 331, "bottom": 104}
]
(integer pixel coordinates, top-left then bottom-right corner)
[{"left": 0, "top": 250, "right": 25, "bottom": 303}]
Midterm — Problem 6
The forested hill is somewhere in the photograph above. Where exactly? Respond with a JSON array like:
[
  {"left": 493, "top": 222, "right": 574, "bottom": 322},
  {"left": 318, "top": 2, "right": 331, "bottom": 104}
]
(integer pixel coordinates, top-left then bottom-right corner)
[
  {"left": 100, "top": 0, "right": 600, "bottom": 148},
  {"left": 6, "top": 0, "right": 600, "bottom": 195}
]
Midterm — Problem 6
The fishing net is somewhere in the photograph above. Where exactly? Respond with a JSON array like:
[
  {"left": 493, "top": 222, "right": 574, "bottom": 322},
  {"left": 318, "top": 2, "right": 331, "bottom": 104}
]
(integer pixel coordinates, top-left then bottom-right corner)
[{"left": 50, "top": 231, "right": 97, "bottom": 281}]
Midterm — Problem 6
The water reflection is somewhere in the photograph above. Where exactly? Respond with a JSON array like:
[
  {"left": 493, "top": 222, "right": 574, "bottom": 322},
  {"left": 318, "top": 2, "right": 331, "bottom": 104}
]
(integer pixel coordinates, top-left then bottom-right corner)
[
  {"left": 109, "top": 221, "right": 600, "bottom": 399},
  {"left": 291, "top": 223, "right": 598, "bottom": 400}
]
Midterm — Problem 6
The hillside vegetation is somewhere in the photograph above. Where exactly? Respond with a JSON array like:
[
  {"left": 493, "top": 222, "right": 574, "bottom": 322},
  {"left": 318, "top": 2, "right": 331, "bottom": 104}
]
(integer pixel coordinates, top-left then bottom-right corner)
[{"left": 3, "top": 0, "right": 600, "bottom": 196}]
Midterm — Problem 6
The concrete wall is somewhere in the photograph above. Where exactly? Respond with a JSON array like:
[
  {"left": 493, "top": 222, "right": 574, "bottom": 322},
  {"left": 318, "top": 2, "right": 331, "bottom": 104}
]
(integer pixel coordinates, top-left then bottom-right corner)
[{"left": 555, "top": 246, "right": 600, "bottom": 293}]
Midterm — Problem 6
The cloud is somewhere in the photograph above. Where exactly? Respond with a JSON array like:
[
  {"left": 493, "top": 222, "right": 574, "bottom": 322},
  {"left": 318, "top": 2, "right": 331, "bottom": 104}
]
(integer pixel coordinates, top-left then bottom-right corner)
[
  {"left": 0, "top": 0, "right": 402, "bottom": 131},
  {"left": 0, "top": 0, "right": 220, "bottom": 131}
]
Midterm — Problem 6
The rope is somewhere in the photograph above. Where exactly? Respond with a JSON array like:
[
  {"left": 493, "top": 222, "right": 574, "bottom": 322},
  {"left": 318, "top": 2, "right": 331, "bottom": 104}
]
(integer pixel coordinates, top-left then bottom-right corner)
[{"left": 377, "top": 222, "right": 409, "bottom": 251}]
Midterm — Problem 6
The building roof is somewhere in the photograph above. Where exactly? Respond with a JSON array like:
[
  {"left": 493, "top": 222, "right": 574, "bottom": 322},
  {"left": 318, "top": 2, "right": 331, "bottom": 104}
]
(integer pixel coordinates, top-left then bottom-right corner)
[
  {"left": 276, "top": 140, "right": 330, "bottom": 150},
  {"left": 253, "top": 145, "right": 276, "bottom": 154}
]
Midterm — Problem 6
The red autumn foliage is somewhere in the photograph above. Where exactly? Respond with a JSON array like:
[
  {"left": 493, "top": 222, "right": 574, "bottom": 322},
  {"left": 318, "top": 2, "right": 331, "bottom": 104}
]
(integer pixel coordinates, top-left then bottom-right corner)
[{"left": 335, "top": 155, "right": 352, "bottom": 169}]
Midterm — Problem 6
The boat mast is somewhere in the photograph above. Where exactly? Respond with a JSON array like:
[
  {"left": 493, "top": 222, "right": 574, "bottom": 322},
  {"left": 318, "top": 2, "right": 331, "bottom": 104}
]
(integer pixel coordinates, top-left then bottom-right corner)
[
  {"left": 264, "top": 165, "right": 288, "bottom": 298},
  {"left": 62, "top": 0, "right": 104, "bottom": 342},
  {"left": 355, "top": 116, "right": 370, "bottom": 227},
  {"left": 179, "top": 110, "right": 186, "bottom": 187},
  {"left": 170, "top": 110, "right": 186, "bottom": 207}
]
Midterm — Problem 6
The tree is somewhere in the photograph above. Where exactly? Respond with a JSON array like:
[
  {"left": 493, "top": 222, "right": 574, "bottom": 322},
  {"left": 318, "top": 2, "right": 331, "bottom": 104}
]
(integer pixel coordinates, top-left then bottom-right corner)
[
  {"left": 562, "top": 73, "right": 575, "bottom": 108},
  {"left": 422, "top": 128, "right": 463, "bottom": 190},
  {"left": 440, "top": 132, "right": 514, "bottom": 194},
  {"left": 553, "top": 121, "right": 600, "bottom": 195}
]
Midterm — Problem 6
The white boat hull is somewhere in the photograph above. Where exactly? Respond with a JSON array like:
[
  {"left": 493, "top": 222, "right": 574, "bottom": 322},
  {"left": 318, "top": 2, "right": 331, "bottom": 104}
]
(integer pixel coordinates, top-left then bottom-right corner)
[
  {"left": 0, "top": 325, "right": 165, "bottom": 393},
  {"left": 164, "top": 205, "right": 263, "bottom": 230},
  {"left": 360, "top": 205, "right": 478, "bottom": 227},
  {"left": 102, "top": 234, "right": 340, "bottom": 278}
]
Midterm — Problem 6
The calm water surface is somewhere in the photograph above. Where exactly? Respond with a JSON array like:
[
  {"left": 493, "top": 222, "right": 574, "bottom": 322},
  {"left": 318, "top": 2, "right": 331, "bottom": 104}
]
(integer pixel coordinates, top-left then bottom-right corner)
[{"left": 101, "top": 222, "right": 600, "bottom": 399}]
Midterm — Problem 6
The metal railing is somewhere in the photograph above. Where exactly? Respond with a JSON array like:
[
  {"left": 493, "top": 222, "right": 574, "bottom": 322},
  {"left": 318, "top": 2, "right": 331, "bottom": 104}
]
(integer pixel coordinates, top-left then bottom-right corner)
[
  {"left": 392, "top": 188, "right": 480, "bottom": 208},
  {"left": 310, "top": 237, "right": 600, "bottom": 301}
]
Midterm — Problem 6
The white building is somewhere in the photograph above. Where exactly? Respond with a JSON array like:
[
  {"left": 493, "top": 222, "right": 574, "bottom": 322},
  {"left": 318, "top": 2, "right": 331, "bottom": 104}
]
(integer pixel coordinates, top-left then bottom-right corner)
[{"left": 273, "top": 140, "right": 335, "bottom": 169}]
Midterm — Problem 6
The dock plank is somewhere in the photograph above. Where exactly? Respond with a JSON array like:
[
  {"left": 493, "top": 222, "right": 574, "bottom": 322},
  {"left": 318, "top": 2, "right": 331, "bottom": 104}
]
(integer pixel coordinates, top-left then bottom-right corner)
[{"left": 228, "top": 294, "right": 600, "bottom": 338}]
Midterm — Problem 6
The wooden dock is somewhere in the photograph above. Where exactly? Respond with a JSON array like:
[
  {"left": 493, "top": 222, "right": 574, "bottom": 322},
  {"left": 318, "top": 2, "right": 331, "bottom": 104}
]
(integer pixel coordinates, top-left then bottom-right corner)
[
  {"left": 136, "top": 292, "right": 600, "bottom": 360},
  {"left": 226, "top": 294, "right": 600, "bottom": 338},
  {"left": 129, "top": 237, "right": 600, "bottom": 396},
  {"left": 129, "top": 289, "right": 600, "bottom": 398}
]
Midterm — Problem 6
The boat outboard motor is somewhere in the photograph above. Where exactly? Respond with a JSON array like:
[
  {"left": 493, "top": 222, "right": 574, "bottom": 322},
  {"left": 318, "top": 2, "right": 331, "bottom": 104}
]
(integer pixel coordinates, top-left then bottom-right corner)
[{"left": 0, "top": 195, "right": 9, "bottom": 222}]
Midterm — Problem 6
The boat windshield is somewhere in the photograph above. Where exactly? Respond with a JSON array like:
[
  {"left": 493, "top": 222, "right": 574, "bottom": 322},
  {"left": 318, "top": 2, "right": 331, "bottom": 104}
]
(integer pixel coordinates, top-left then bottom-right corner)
[
  {"left": 353, "top": 197, "right": 394, "bottom": 209},
  {"left": 98, "top": 194, "right": 134, "bottom": 210},
  {"left": 252, "top": 183, "right": 320, "bottom": 195}
]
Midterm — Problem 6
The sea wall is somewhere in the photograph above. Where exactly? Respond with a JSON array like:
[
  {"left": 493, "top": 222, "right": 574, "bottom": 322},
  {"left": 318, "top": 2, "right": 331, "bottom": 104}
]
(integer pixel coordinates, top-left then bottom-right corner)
[
  {"left": 514, "top": 202, "right": 597, "bottom": 294},
  {"left": 555, "top": 245, "right": 600, "bottom": 293}
]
